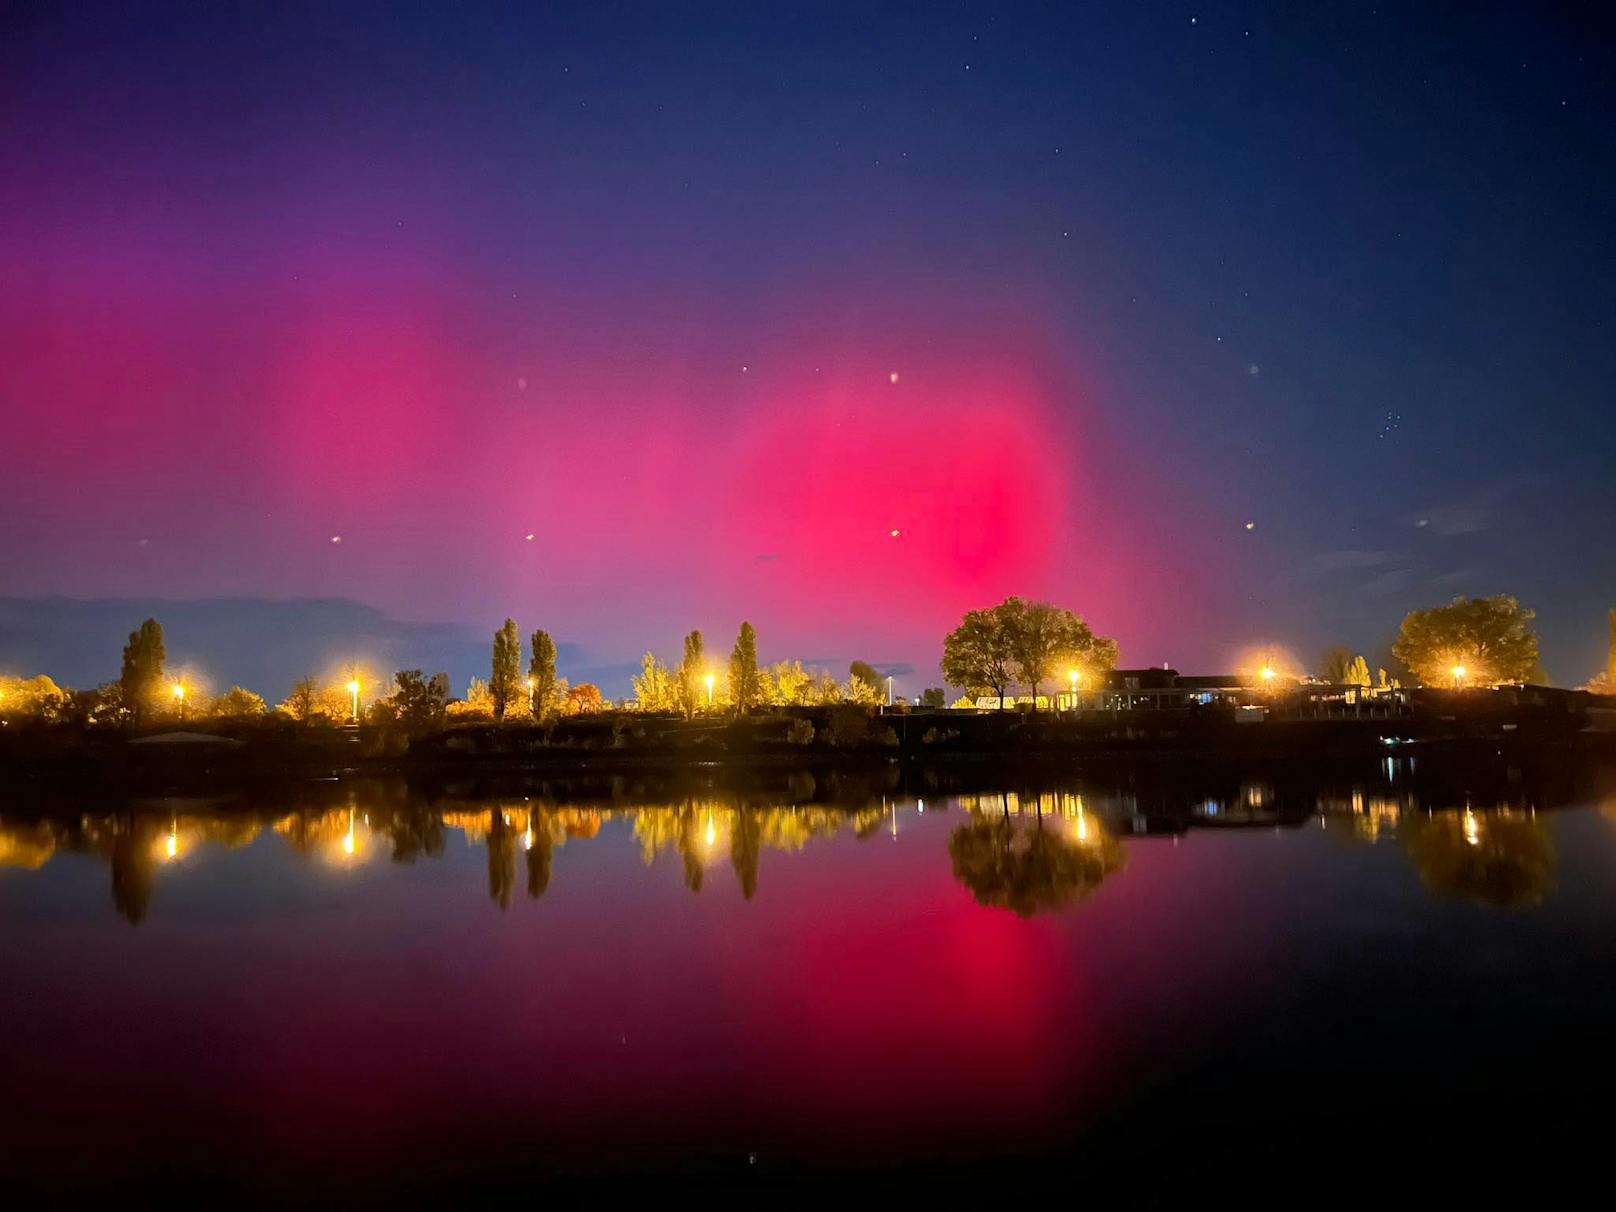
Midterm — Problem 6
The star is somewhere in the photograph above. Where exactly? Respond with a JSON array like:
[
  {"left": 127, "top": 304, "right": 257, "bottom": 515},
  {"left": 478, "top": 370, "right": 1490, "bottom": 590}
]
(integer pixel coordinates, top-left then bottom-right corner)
[
  {"left": 330, "top": 535, "right": 343, "bottom": 544},
  {"left": 525, "top": 533, "right": 536, "bottom": 542},
  {"left": 890, "top": 528, "right": 901, "bottom": 538},
  {"left": 889, "top": 371, "right": 900, "bottom": 384},
  {"left": 1244, "top": 521, "right": 1256, "bottom": 531}
]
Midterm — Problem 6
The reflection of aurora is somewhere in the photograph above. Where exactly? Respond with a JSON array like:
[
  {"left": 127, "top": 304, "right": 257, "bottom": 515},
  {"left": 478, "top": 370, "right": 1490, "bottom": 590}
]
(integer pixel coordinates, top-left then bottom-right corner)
[{"left": 0, "top": 788, "right": 1582, "bottom": 923}]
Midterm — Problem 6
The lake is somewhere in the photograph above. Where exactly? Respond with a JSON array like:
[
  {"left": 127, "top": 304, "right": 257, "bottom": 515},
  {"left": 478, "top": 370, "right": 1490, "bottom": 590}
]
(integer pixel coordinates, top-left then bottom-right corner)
[{"left": 4, "top": 753, "right": 1615, "bottom": 1197}]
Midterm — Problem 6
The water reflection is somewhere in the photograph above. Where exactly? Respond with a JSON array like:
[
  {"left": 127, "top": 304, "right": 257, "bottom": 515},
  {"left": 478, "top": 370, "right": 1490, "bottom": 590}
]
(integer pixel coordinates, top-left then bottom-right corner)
[
  {"left": 948, "top": 794, "right": 1126, "bottom": 917},
  {"left": 0, "top": 766, "right": 1608, "bottom": 921}
]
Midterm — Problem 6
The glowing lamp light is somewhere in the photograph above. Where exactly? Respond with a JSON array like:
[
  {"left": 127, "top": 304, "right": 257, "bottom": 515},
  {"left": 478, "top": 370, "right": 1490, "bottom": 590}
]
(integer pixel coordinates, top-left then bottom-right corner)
[
  {"left": 1451, "top": 663, "right": 1468, "bottom": 686},
  {"left": 347, "top": 679, "right": 361, "bottom": 720},
  {"left": 171, "top": 682, "right": 186, "bottom": 701},
  {"left": 165, "top": 831, "right": 178, "bottom": 860},
  {"left": 1259, "top": 666, "right": 1276, "bottom": 683},
  {"left": 704, "top": 672, "right": 715, "bottom": 705}
]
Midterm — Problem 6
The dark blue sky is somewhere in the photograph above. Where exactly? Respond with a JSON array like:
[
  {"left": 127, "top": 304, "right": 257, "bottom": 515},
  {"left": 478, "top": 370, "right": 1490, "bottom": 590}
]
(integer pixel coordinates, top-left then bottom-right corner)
[{"left": 2, "top": 1, "right": 1612, "bottom": 695}]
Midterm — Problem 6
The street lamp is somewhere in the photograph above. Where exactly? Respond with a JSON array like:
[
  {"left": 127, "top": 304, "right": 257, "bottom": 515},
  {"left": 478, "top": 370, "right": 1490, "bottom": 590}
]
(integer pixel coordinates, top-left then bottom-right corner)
[
  {"left": 171, "top": 680, "right": 186, "bottom": 719},
  {"left": 1451, "top": 663, "right": 1467, "bottom": 688},
  {"left": 347, "top": 679, "right": 360, "bottom": 722},
  {"left": 1259, "top": 665, "right": 1276, "bottom": 684},
  {"left": 526, "top": 676, "right": 536, "bottom": 714},
  {"left": 1068, "top": 668, "right": 1080, "bottom": 710},
  {"left": 704, "top": 672, "right": 715, "bottom": 707}
]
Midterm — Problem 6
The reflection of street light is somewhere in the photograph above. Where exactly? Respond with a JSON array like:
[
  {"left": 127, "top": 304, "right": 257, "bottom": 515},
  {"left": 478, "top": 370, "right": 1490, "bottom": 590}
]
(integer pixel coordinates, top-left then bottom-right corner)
[
  {"left": 704, "top": 672, "right": 715, "bottom": 707},
  {"left": 342, "top": 808, "right": 356, "bottom": 856},
  {"left": 347, "top": 679, "right": 360, "bottom": 721},
  {"left": 705, "top": 813, "right": 715, "bottom": 848}
]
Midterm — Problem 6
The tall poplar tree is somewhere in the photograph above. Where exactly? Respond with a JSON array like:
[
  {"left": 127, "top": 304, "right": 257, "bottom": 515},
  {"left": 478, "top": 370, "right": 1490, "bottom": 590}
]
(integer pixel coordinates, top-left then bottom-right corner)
[
  {"left": 729, "top": 621, "right": 760, "bottom": 714},
  {"left": 528, "top": 629, "right": 558, "bottom": 721},
  {"left": 677, "top": 629, "right": 705, "bottom": 719},
  {"left": 490, "top": 618, "right": 522, "bottom": 720},
  {"left": 119, "top": 618, "right": 166, "bottom": 725}
]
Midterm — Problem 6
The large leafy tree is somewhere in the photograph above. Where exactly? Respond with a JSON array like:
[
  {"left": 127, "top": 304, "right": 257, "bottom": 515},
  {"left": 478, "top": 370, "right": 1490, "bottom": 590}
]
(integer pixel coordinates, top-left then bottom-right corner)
[
  {"left": 943, "top": 597, "right": 1117, "bottom": 708},
  {"left": 490, "top": 618, "right": 522, "bottom": 720},
  {"left": 729, "top": 621, "right": 760, "bottom": 714},
  {"left": 209, "top": 686, "right": 267, "bottom": 720},
  {"left": 119, "top": 618, "right": 166, "bottom": 724},
  {"left": 848, "top": 660, "right": 884, "bottom": 705},
  {"left": 528, "top": 629, "right": 559, "bottom": 720},
  {"left": 632, "top": 652, "right": 677, "bottom": 711},
  {"left": 389, "top": 669, "right": 447, "bottom": 730},
  {"left": 941, "top": 606, "right": 1016, "bottom": 707},
  {"left": 1001, "top": 597, "right": 1117, "bottom": 707},
  {"left": 1391, "top": 595, "right": 1539, "bottom": 687}
]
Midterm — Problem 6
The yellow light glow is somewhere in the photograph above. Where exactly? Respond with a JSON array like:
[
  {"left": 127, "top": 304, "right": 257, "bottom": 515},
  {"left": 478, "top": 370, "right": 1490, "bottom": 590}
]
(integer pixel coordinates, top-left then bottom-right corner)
[
  {"left": 342, "top": 809, "right": 356, "bottom": 856},
  {"left": 171, "top": 682, "right": 185, "bottom": 701},
  {"left": 704, "top": 672, "right": 715, "bottom": 705},
  {"left": 166, "top": 831, "right": 178, "bottom": 859},
  {"left": 1451, "top": 664, "right": 1467, "bottom": 684},
  {"left": 1259, "top": 665, "right": 1275, "bottom": 682},
  {"left": 705, "top": 814, "right": 716, "bottom": 848}
]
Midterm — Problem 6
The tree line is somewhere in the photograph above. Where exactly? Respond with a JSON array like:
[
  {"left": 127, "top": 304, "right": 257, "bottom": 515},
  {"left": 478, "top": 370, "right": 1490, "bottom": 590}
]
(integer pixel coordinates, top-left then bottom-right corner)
[{"left": 1, "top": 592, "right": 1609, "bottom": 731}]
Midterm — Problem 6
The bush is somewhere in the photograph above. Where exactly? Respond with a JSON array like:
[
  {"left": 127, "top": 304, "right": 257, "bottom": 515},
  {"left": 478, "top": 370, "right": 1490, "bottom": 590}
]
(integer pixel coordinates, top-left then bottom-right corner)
[
  {"left": 787, "top": 718, "right": 815, "bottom": 745},
  {"left": 826, "top": 705, "right": 872, "bottom": 747}
]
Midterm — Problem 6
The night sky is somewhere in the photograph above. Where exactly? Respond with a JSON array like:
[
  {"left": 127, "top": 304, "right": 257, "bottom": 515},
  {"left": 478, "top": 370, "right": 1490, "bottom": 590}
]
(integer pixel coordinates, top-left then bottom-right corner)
[{"left": 3, "top": 2, "right": 1613, "bottom": 696}]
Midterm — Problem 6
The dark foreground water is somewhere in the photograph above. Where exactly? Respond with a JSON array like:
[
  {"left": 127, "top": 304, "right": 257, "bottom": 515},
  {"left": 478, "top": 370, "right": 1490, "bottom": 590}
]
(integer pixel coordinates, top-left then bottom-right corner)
[{"left": 4, "top": 755, "right": 1616, "bottom": 1197}]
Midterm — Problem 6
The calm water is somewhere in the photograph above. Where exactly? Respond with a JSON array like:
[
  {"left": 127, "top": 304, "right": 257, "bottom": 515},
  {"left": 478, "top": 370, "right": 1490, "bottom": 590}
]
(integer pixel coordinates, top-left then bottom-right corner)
[{"left": 4, "top": 757, "right": 1616, "bottom": 1196}]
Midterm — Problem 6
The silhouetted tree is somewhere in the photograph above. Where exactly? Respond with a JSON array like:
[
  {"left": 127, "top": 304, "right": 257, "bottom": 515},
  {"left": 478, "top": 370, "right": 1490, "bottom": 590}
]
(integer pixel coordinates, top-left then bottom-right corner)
[
  {"left": 942, "top": 607, "right": 1015, "bottom": 707},
  {"left": 390, "top": 669, "right": 447, "bottom": 730},
  {"left": 490, "top": 619, "right": 522, "bottom": 720},
  {"left": 730, "top": 622, "right": 760, "bottom": 714},
  {"left": 119, "top": 618, "right": 166, "bottom": 725}
]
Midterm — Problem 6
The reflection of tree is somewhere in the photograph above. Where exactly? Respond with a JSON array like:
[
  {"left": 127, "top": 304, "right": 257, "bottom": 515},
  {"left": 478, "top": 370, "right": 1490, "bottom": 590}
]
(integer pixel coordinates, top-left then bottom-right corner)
[
  {"left": 388, "top": 807, "right": 445, "bottom": 864},
  {"left": 731, "top": 810, "right": 761, "bottom": 900},
  {"left": 949, "top": 808, "right": 1125, "bottom": 917},
  {"left": 486, "top": 808, "right": 516, "bottom": 909},
  {"left": 526, "top": 827, "right": 552, "bottom": 900},
  {"left": 110, "top": 817, "right": 156, "bottom": 925},
  {"left": 1402, "top": 809, "right": 1554, "bottom": 908}
]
